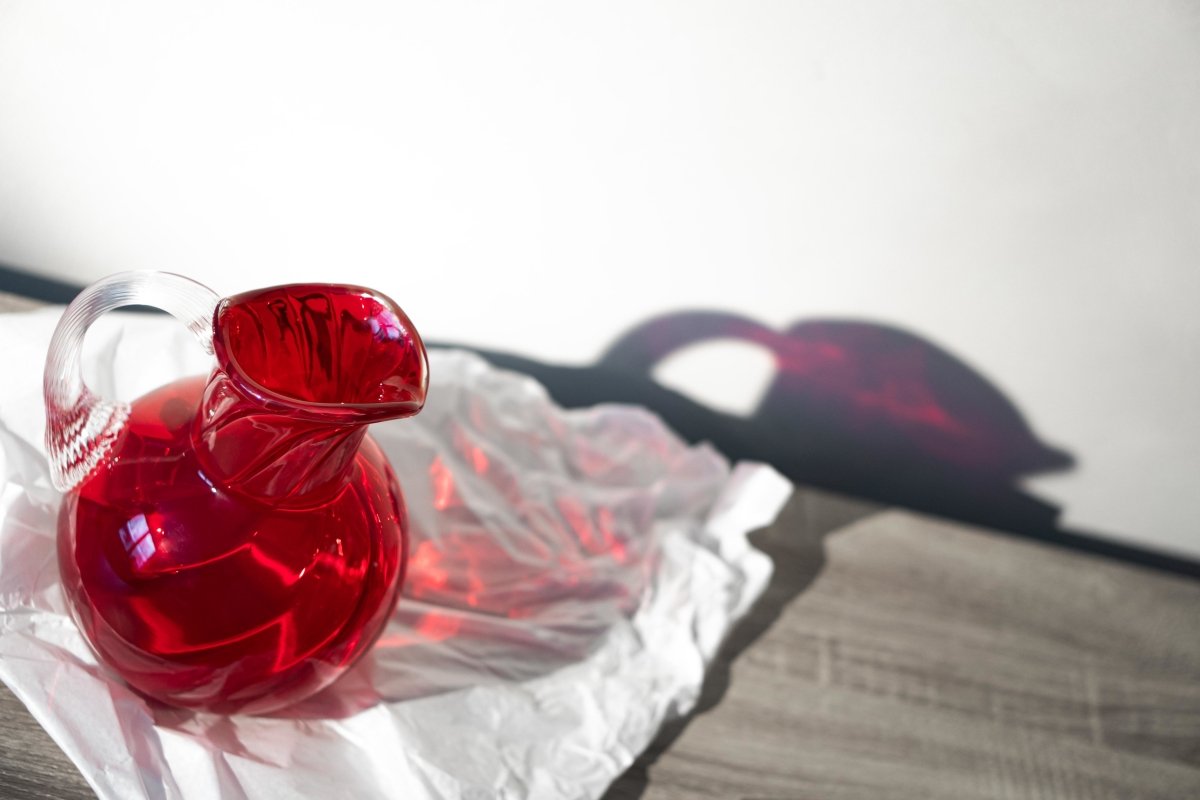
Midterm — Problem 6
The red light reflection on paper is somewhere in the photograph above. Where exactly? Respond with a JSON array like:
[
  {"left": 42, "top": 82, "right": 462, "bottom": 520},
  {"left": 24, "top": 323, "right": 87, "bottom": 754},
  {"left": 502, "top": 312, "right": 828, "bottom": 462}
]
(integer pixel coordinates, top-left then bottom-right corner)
[
  {"left": 556, "top": 495, "right": 598, "bottom": 554},
  {"left": 596, "top": 506, "right": 627, "bottom": 563},
  {"left": 402, "top": 436, "right": 646, "bottom": 654},
  {"left": 415, "top": 612, "right": 462, "bottom": 642},
  {"left": 463, "top": 567, "right": 482, "bottom": 608},
  {"left": 468, "top": 446, "right": 489, "bottom": 475},
  {"left": 409, "top": 540, "right": 449, "bottom": 591},
  {"left": 372, "top": 612, "right": 463, "bottom": 648},
  {"left": 429, "top": 457, "right": 458, "bottom": 511},
  {"left": 555, "top": 495, "right": 629, "bottom": 563},
  {"left": 449, "top": 423, "right": 492, "bottom": 478},
  {"left": 372, "top": 631, "right": 413, "bottom": 649}
]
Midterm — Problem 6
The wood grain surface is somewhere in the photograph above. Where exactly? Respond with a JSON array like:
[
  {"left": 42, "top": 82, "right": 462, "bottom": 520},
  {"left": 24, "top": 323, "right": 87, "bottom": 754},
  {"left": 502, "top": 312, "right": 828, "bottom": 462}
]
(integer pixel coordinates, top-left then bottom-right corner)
[
  {"left": 1, "top": 294, "right": 1198, "bottom": 799},
  {"left": 605, "top": 492, "right": 1200, "bottom": 800}
]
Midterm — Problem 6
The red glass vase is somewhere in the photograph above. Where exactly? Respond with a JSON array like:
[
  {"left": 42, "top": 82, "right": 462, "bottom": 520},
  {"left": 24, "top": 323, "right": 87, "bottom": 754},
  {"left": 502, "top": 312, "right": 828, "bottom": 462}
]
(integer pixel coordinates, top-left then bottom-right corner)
[{"left": 44, "top": 273, "right": 428, "bottom": 714}]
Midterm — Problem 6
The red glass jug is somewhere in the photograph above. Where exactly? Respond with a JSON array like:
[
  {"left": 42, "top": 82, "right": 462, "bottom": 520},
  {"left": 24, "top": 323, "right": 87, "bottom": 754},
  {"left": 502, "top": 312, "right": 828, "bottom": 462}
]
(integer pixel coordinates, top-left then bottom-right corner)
[{"left": 44, "top": 272, "right": 428, "bottom": 714}]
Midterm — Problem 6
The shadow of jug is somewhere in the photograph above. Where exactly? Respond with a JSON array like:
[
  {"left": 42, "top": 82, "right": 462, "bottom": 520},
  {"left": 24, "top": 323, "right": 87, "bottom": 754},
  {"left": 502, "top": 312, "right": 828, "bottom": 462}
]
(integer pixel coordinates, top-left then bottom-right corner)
[{"left": 598, "top": 311, "right": 1074, "bottom": 536}]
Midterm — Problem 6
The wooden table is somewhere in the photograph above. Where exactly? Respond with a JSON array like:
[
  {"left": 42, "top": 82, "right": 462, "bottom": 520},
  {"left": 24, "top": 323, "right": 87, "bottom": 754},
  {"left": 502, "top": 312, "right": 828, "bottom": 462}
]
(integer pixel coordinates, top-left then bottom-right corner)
[
  {"left": 605, "top": 490, "right": 1200, "bottom": 800},
  {"left": 1, "top": 295, "right": 1198, "bottom": 799}
]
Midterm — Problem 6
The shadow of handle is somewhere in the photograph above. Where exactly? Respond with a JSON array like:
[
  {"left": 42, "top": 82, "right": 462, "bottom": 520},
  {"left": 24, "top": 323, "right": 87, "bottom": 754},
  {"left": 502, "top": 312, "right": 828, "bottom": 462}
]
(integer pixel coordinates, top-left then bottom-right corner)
[{"left": 598, "top": 310, "right": 786, "bottom": 376}]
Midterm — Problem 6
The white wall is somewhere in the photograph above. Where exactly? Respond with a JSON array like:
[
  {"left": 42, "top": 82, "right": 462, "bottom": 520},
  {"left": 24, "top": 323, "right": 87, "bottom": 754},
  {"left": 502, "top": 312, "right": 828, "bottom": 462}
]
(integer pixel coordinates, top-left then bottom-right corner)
[{"left": 1, "top": 1, "right": 1197, "bottom": 556}]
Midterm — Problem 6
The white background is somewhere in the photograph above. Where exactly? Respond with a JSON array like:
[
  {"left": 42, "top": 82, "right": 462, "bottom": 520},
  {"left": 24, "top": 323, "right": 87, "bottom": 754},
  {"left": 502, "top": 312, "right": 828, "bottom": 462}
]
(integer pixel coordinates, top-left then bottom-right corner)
[{"left": 1, "top": 1, "right": 1197, "bottom": 557}]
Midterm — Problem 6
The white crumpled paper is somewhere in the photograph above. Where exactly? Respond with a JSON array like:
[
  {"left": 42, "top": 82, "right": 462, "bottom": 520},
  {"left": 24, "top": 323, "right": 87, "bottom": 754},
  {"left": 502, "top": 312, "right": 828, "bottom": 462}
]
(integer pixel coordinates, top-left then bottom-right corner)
[{"left": 0, "top": 308, "right": 790, "bottom": 800}]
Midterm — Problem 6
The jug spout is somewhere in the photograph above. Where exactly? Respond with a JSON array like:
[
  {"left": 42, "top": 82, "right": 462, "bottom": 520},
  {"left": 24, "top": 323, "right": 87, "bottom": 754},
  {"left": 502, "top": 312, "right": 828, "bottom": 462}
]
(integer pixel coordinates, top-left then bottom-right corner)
[{"left": 195, "top": 284, "right": 429, "bottom": 503}]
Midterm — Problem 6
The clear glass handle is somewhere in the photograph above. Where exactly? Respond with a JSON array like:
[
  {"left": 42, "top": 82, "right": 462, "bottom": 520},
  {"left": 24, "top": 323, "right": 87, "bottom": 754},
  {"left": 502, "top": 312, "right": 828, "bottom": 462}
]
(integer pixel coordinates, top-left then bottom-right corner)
[{"left": 44, "top": 271, "right": 219, "bottom": 491}]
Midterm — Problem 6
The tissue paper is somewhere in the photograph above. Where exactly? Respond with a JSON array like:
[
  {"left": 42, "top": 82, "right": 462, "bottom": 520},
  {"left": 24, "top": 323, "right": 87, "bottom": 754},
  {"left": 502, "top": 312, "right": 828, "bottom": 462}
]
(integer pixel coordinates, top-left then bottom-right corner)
[{"left": 0, "top": 308, "right": 790, "bottom": 800}]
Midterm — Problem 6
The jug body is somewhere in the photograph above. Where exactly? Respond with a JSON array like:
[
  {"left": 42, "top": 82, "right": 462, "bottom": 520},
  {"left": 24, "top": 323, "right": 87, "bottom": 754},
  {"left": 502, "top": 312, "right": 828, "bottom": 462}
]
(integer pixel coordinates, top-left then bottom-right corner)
[{"left": 46, "top": 274, "right": 428, "bottom": 714}]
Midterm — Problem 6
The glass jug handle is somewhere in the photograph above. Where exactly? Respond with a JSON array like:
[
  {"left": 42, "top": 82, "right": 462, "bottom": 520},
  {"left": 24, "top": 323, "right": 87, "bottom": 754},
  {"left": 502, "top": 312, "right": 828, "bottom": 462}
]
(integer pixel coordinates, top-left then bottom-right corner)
[{"left": 44, "top": 271, "right": 220, "bottom": 492}]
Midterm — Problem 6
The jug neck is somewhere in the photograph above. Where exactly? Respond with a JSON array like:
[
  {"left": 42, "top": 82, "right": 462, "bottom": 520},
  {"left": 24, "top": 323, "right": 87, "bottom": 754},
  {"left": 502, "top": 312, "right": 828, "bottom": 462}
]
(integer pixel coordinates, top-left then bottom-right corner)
[
  {"left": 193, "top": 369, "right": 371, "bottom": 505},
  {"left": 190, "top": 282, "right": 428, "bottom": 504}
]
